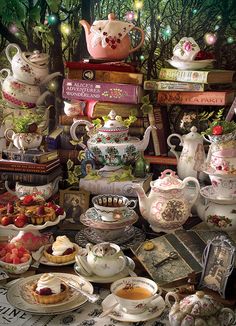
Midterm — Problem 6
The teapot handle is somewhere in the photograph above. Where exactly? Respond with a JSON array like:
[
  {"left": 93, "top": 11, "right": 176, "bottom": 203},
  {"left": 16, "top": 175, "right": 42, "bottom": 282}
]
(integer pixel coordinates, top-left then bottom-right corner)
[
  {"left": 219, "top": 307, "right": 235, "bottom": 325},
  {"left": 165, "top": 291, "right": 179, "bottom": 308},
  {"left": 129, "top": 27, "right": 145, "bottom": 54},
  {"left": 118, "top": 255, "right": 127, "bottom": 273},
  {"left": 182, "top": 177, "right": 200, "bottom": 206},
  {"left": 4, "top": 128, "right": 15, "bottom": 142},
  {"left": 70, "top": 119, "right": 93, "bottom": 150},
  {"left": 0, "top": 68, "right": 11, "bottom": 85},
  {"left": 202, "top": 134, "right": 212, "bottom": 143},
  {"left": 5, "top": 43, "right": 21, "bottom": 64},
  {"left": 4, "top": 181, "right": 17, "bottom": 196},
  {"left": 167, "top": 133, "right": 183, "bottom": 162}
]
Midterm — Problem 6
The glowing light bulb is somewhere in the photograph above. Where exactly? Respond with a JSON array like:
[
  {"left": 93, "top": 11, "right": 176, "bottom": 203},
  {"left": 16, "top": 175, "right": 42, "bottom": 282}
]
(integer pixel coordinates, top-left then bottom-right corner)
[
  {"left": 61, "top": 23, "right": 71, "bottom": 35},
  {"left": 140, "top": 55, "right": 144, "bottom": 61},
  {"left": 157, "top": 14, "right": 161, "bottom": 20},
  {"left": 125, "top": 11, "right": 134, "bottom": 21},
  {"left": 9, "top": 24, "right": 18, "bottom": 33},
  {"left": 227, "top": 37, "right": 234, "bottom": 44},
  {"left": 48, "top": 80, "right": 58, "bottom": 92},
  {"left": 134, "top": 1, "right": 143, "bottom": 10},
  {"left": 204, "top": 33, "right": 217, "bottom": 45},
  {"left": 47, "top": 15, "right": 57, "bottom": 25},
  {"left": 192, "top": 9, "right": 197, "bottom": 14}
]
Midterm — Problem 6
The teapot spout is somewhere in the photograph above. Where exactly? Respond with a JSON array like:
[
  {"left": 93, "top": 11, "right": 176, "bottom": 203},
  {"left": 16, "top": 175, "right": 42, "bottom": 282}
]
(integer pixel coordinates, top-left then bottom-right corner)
[
  {"left": 132, "top": 184, "right": 149, "bottom": 217},
  {"left": 79, "top": 20, "right": 91, "bottom": 38},
  {"left": 137, "top": 125, "right": 156, "bottom": 152}
]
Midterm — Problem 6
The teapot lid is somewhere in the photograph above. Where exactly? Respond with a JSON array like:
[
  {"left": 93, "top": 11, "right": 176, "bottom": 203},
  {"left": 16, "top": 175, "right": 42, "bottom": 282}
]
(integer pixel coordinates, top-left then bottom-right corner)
[
  {"left": 28, "top": 50, "right": 49, "bottom": 65},
  {"left": 179, "top": 291, "right": 222, "bottom": 317},
  {"left": 153, "top": 169, "right": 184, "bottom": 190},
  {"left": 183, "top": 126, "right": 203, "bottom": 141},
  {"left": 99, "top": 110, "right": 128, "bottom": 133}
]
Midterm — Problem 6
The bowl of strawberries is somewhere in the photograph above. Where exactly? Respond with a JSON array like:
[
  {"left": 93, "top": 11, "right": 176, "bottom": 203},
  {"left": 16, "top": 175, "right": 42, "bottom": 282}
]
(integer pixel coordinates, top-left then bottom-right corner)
[{"left": 0, "top": 242, "right": 32, "bottom": 274}]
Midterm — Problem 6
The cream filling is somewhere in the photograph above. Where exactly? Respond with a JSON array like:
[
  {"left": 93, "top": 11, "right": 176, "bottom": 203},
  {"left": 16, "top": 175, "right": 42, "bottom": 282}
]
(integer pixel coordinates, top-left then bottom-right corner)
[
  {"left": 36, "top": 273, "right": 61, "bottom": 294},
  {"left": 52, "top": 235, "right": 74, "bottom": 256}
]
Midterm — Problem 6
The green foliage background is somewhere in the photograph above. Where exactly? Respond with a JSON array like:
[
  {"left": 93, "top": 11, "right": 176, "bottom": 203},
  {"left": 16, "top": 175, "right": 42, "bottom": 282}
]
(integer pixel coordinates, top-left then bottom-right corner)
[{"left": 0, "top": 0, "right": 235, "bottom": 78}]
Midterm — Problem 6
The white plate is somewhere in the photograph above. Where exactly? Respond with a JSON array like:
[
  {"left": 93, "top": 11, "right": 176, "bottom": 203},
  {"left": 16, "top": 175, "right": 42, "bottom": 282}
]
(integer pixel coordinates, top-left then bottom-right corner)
[
  {"left": 74, "top": 256, "right": 135, "bottom": 283},
  {"left": 6, "top": 272, "right": 93, "bottom": 315},
  {"left": 0, "top": 212, "right": 66, "bottom": 231},
  {"left": 166, "top": 59, "right": 214, "bottom": 70},
  {"left": 101, "top": 293, "right": 165, "bottom": 322},
  {"left": 200, "top": 185, "right": 236, "bottom": 204},
  {"left": 39, "top": 243, "right": 80, "bottom": 266}
]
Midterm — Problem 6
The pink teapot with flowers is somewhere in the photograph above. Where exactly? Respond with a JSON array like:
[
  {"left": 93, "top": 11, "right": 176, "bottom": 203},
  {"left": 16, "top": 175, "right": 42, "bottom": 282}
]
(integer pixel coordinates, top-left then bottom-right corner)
[{"left": 80, "top": 13, "right": 145, "bottom": 60}]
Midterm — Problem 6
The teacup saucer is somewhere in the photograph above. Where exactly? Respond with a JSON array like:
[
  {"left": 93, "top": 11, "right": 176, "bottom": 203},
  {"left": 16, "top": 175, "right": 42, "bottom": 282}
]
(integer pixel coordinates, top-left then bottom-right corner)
[
  {"left": 166, "top": 58, "right": 214, "bottom": 70},
  {"left": 101, "top": 293, "right": 165, "bottom": 322},
  {"left": 81, "top": 207, "right": 138, "bottom": 229},
  {"left": 200, "top": 185, "right": 236, "bottom": 204},
  {"left": 74, "top": 256, "right": 135, "bottom": 283}
]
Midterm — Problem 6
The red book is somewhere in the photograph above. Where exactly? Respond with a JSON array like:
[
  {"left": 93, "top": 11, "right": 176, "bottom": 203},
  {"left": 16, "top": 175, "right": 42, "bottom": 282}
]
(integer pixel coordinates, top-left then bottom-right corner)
[
  {"left": 62, "top": 79, "right": 143, "bottom": 104},
  {"left": 0, "top": 159, "right": 60, "bottom": 173},
  {"left": 65, "top": 61, "right": 138, "bottom": 72},
  {"left": 157, "top": 90, "right": 235, "bottom": 106}
]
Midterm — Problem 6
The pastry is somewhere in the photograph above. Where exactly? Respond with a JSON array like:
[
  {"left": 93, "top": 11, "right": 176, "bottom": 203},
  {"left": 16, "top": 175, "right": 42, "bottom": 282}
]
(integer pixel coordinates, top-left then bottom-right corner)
[
  {"left": 17, "top": 194, "right": 45, "bottom": 210},
  {"left": 25, "top": 205, "right": 56, "bottom": 225},
  {"left": 31, "top": 273, "right": 68, "bottom": 304},
  {"left": 44, "top": 236, "right": 77, "bottom": 263}
]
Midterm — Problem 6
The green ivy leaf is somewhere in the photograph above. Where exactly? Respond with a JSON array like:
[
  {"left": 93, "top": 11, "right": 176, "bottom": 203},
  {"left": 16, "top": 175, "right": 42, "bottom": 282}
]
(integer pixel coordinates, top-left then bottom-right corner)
[
  {"left": 29, "top": 5, "right": 41, "bottom": 21},
  {"left": 141, "top": 104, "right": 153, "bottom": 114},
  {"left": 141, "top": 95, "right": 150, "bottom": 104},
  {"left": 73, "top": 165, "right": 81, "bottom": 176},
  {"left": 46, "top": 0, "right": 60, "bottom": 12},
  {"left": 66, "top": 159, "right": 74, "bottom": 170}
]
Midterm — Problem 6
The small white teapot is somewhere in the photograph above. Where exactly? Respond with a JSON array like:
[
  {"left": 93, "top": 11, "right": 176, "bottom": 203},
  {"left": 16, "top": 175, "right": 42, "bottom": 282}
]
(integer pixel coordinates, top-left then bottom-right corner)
[
  {"left": 76, "top": 242, "right": 126, "bottom": 277},
  {"left": 4, "top": 130, "right": 43, "bottom": 151},
  {"left": 166, "top": 290, "right": 235, "bottom": 326},
  {"left": 167, "top": 126, "right": 207, "bottom": 181}
]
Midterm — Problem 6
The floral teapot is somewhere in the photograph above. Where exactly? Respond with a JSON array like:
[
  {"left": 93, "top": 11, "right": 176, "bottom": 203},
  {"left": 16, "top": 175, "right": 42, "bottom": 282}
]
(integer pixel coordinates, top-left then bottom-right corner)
[
  {"left": 5, "top": 43, "right": 61, "bottom": 85},
  {"left": 167, "top": 126, "right": 207, "bottom": 181},
  {"left": 132, "top": 169, "right": 200, "bottom": 233},
  {"left": 80, "top": 13, "right": 145, "bottom": 60},
  {"left": 165, "top": 290, "right": 235, "bottom": 326},
  {"left": 70, "top": 110, "right": 153, "bottom": 171},
  {"left": 75, "top": 242, "right": 126, "bottom": 278}
]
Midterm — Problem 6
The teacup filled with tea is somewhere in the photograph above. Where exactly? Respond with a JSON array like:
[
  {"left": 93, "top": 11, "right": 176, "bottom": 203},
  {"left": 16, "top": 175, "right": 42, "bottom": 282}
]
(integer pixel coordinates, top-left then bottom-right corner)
[
  {"left": 92, "top": 194, "right": 137, "bottom": 222},
  {"left": 110, "top": 276, "right": 162, "bottom": 314}
]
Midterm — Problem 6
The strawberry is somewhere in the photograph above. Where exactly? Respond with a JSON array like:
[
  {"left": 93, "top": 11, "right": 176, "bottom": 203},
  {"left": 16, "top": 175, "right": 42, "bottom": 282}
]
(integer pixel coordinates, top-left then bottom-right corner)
[
  {"left": 212, "top": 125, "right": 223, "bottom": 135},
  {"left": 22, "top": 195, "right": 34, "bottom": 205},
  {"left": 39, "top": 288, "right": 53, "bottom": 295}
]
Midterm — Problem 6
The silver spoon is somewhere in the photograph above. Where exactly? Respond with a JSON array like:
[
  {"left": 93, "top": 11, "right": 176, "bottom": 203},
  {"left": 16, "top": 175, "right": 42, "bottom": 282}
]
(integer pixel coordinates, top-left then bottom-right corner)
[
  {"left": 60, "top": 279, "right": 100, "bottom": 303},
  {"left": 99, "top": 302, "right": 119, "bottom": 318}
]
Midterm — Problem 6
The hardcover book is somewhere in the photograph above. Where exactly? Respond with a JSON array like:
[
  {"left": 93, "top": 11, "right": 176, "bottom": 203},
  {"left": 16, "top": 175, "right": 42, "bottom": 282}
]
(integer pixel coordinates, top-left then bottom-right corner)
[
  {"left": 65, "top": 61, "right": 138, "bottom": 72},
  {"left": 0, "top": 167, "right": 63, "bottom": 185},
  {"left": 0, "top": 149, "right": 58, "bottom": 164},
  {"left": 62, "top": 79, "right": 143, "bottom": 104},
  {"left": 67, "top": 69, "right": 143, "bottom": 85},
  {"left": 159, "top": 68, "right": 235, "bottom": 84},
  {"left": 0, "top": 159, "right": 60, "bottom": 173},
  {"left": 132, "top": 229, "right": 232, "bottom": 287},
  {"left": 144, "top": 80, "right": 233, "bottom": 91},
  {"left": 144, "top": 80, "right": 206, "bottom": 91},
  {"left": 86, "top": 100, "right": 143, "bottom": 118},
  {"left": 157, "top": 90, "right": 235, "bottom": 106},
  {"left": 79, "top": 174, "right": 152, "bottom": 197}
]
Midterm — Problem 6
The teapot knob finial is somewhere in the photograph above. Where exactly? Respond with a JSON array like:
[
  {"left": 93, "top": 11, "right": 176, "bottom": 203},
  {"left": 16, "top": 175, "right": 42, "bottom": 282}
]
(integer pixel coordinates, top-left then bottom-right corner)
[
  {"left": 108, "top": 13, "right": 116, "bottom": 20},
  {"left": 108, "top": 110, "right": 116, "bottom": 120},
  {"left": 196, "top": 291, "right": 205, "bottom": 299},
  {"left": 190, "top": 126, "right": 197, "bottom": 133}
]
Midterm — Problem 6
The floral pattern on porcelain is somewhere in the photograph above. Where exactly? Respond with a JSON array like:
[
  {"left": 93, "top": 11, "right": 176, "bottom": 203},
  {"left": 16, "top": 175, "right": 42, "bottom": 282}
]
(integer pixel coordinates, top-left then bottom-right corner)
[{"left": 207, "top": 215, "right": 232, "bottom": 228}]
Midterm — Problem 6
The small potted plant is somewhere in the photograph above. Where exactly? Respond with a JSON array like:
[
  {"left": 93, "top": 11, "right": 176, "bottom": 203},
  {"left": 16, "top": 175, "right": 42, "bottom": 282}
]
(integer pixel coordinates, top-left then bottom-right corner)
[
  {"left": 4, "top": 110, "right": 45, "bottom": 151},
  {"left": 202, "top": 108, "right": 236, "bottom": 143}
]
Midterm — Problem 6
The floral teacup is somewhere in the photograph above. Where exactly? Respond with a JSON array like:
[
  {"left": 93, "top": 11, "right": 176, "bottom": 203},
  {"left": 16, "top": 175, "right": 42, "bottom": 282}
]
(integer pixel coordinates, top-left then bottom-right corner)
[{"left": 172, "top": 37, "right": 200, "bottom": 61}]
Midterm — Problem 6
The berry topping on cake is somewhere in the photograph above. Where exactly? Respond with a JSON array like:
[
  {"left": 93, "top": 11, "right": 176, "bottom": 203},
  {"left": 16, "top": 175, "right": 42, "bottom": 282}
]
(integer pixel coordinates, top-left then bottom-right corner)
[
  {"left": 37, "top": 206, "right": 46, "bottom": 215},
  {"left": 7, "top": 202, "right": 14, "bottom": 214}
]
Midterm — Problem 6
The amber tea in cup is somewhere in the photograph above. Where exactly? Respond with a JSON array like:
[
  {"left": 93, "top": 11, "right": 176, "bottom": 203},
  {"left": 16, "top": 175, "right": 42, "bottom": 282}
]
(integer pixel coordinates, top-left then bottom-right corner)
[{"left": 115, "top": 286, "right": 152, "bottom": 300}]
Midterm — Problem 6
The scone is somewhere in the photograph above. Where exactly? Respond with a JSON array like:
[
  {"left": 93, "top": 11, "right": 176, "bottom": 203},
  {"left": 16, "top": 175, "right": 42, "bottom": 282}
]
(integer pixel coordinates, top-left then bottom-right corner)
[
  {"left": 44, "top": 235, "right": 77, "bottom": 263},
  {"left": 25, "top": 205, "right": 56, "bottom": 225},
  {"left": 31, "top": 273, "right": 68, "bottom": 304}
]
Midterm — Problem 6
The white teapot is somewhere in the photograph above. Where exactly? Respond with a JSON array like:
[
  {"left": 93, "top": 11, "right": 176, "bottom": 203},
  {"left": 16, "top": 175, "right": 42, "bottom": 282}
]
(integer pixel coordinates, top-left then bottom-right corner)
[
  {"left": 167, "top": 126, "right": 207, "bottom": 181},
  {"left": 166, "top": 290, "right": 235, "bottom": 326},
  {"left": 133, "top": 169, "right": 200, "bottom": 233},
  {"left": 5, "top": 43, "right": 61, "bottom": 85},
  {"left": 76, "top": 242, "right": 126, "bottom": 277}
]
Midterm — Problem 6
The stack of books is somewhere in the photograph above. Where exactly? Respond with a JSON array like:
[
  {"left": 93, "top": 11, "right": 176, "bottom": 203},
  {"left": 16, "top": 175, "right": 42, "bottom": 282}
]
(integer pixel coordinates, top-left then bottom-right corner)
[
  {"left": 58, "top": 60, "right": 155, "bottom": 161},
  {"left": 145, "top": 68, "right": 236, "bottom": 146},
  {"left": 0, "top": 149, "right": 62, "bottom": 185}
]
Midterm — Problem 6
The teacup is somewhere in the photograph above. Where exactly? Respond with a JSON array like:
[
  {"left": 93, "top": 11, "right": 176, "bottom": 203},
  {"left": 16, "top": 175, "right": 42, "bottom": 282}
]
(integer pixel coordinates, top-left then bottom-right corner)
[
  {"left": 111, "top": 276, "right": 162, "bottom": 314},
  {"left": 92, "top": 194, "right": 137, "bottom": 222},
  {"left": 209, "top": 174, "right": 236, "bottom": 199},
  {"left": 209, "top": 148, "right": 236, "bottom": 174},
  {"left": 172, "top": 37, "right": 200, "bottom": 61},
  {"left": 63, "top": 100, "right": 86, "bottom": 117}
]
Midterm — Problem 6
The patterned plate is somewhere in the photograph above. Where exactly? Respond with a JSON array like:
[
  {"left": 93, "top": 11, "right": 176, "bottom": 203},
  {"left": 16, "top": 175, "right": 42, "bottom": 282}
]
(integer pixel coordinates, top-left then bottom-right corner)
[
  {"left": 80, "top": 207, "right": 138, "bottom": 229},
  {"left": 75, "top": 226, "right": 146, "bottom": 251},
  {"left": 6, "top": 273, "right": 93, "bottom": 315}
]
